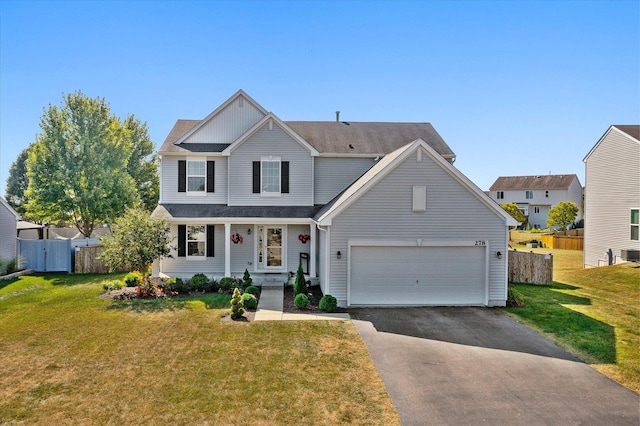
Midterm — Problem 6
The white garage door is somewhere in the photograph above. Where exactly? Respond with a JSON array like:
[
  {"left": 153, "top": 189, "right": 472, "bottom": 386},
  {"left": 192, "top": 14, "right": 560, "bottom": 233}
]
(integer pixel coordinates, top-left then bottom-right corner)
[{"left": 350, "top": 245, "right": 486, "bottom": 306}]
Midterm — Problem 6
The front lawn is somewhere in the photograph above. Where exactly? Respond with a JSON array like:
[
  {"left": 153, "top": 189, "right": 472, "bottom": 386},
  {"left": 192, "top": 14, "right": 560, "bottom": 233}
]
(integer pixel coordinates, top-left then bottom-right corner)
[
  {"left": 504, "top": 249, "right": 640, "bottom": 393},
  {"left": 0, "top": 274, "right": 400, "bottom": 425}
]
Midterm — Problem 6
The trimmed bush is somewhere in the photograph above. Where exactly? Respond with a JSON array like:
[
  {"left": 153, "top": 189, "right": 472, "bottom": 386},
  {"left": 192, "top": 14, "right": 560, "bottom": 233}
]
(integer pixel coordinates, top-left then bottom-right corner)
[
  {"left": 124, "top": 271, "right": 143, "bottom": 287},
  {"left": 241, "top": 293, "right": 258, "bottom": 309},
  {"left": 229, "top": 287, "right": 245, "bottom": 320},
  {"left": 219, "top": 277, "right": 241, "bottom": 293},
  {"left": 294, "top": 293, "right": 309, "bottom": 309},
  {"left": 242, "top": 269, "right": 253, "bottom": 289},
  {"left": 102, "top": 279, "right": 123, "bottom": 292},
  {"left": 245, "top": 285, "right": 260, "bottom": 297},
  {"left": 319, "top": 294, "right": 338, "bottom": 313},
  {"left": 164, "top": 277, "right": 188, "bottom": 294},
  {"left": 294, "top": 260, "right": 306, "bottom": 296},
  {"left": 190, "top": 273, "right": 210, "bottom": 292}
]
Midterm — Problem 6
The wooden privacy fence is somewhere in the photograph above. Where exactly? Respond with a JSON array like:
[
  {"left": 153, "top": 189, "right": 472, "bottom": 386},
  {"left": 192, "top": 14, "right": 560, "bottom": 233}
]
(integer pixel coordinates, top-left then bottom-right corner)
[
  {"left": 539, "top": 234, "right": 583, "bottom": 250},
  {"left": 74, "top": 245, "right": 127, "bottom": 274},
  {"left": 508, "top": 250, "right": 553, "bottom": 285}
]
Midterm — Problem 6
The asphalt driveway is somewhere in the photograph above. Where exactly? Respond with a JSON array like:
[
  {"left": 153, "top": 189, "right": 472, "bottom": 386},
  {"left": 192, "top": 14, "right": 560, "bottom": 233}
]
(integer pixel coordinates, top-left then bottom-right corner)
[{"left": 350, "top": 307, "right": 639, "bottom": 426}]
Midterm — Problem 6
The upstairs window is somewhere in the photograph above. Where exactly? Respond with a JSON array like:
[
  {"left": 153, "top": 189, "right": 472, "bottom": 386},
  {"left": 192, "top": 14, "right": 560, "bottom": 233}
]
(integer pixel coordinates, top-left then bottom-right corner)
[
  {"left": 187, "top": 161, "right": 206, "bottom": 192},
  {"left": 496, "top": 191, "right": 504, "bottom": 200},
  {"left": 631, "top": 209, "right": 639, "bottom": 241},
  {"left": 526, "top": 190, "right": 534, "bottom": 199},
  {"left": 261, "top": 157, "right": 281, "bottom": 194}
]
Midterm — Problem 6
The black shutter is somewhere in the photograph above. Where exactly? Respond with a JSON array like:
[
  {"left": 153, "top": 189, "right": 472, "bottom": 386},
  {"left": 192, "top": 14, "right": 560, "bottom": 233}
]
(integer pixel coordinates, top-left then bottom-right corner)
[
  {"left": 178, "top": 225, "right": 186, "bottom": 257},
  {"left": 178, "top": 160, "right": 186, "bottom": 193},
  {"left": 281, "top": 161, "right": 289, "bottom": 194},
  {"left": 207, "top": 161, "right": 215, "bottom": 193},
  {"left": 206, "top": 225, "right": 215, "bottom": 257},
  {"left": 252, "top": 161, "right": 260, "bottom": 193}
]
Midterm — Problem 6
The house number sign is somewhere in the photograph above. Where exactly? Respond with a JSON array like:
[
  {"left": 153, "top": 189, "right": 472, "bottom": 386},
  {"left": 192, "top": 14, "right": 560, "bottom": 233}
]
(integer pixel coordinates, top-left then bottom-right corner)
[{"left": 475, "top": 240, "right": 486, "bottom": 246}]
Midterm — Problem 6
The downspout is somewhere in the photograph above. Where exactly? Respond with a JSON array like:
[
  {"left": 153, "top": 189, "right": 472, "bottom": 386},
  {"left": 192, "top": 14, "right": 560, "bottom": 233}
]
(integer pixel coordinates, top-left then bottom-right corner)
[{"left": 313, "top": 220, "right": 330, "bottom": 295}]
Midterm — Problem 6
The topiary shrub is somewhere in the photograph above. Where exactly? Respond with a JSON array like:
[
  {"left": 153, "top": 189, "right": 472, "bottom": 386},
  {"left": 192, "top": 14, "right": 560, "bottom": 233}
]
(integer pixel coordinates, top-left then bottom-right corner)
[
  {"left": 242, "top": 269, "right": 253, "bottom": 289},
  {"left": 319, "top": 294, "right": 338, "bottom": 313},
  {"left": 190, "top": 273, "right": 210, "bottom": 292},
  {"left": 124, "top": 271, "right": 143, "bottom": 287},
  {"left": 245, "top": 285, "right": 260, "bottom": 297},
  {"left": 241, "top": 292, "right": 258, "bottom": 310},
  {"left": 294, "top": 293, "right": 309, "bottom": 309},
  {"left": 229, "top": 287, "right": 245, "bottom": 320},
  {"left": 294, "top": 259, "right": 306, "bottom": 296}
]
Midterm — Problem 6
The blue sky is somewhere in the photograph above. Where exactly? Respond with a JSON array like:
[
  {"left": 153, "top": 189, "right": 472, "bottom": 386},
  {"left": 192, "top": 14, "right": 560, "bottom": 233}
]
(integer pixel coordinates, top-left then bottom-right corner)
[{"left": 1, "top": 0, "right": 638, "bottom": 196}]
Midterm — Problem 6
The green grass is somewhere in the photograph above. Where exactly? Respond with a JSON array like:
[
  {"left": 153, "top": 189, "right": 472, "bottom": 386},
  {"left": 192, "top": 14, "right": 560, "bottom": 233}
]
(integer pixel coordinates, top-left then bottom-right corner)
[
  {"left": 504, "top": 249, "right": 640, "bottom": 393},
  {"left": 0, "top": 273, "right": 400, "bottom": 425}
]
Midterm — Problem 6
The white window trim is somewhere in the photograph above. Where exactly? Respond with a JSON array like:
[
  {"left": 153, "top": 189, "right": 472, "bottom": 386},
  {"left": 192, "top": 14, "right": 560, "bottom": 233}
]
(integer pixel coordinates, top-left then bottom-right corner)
[
  {"left": 187, "top": 224, "right": 206, "bottom": 260},
  {"left": 187, "top": 157, "right": 206, "bottom": 196},
  {"left": 631, "top": 208, "right": 639, "bottom": 241},
  {"left": 260, "top": 155, "right": 281, "bottom": 197},
  {"left": 254, "top": 225, "right": 287, "bottom": 271}
]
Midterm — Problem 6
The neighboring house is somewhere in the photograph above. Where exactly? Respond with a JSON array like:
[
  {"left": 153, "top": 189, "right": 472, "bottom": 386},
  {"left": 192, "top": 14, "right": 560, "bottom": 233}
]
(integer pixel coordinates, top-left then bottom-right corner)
[
  {"left": 152, "top": 90, "right": 518, "bottom": 307},
  {"left": 0, "top": 196, "right": 20, "bottom": 263},
  {"left": 583, "top": 125, "right": 640, "bottom": 267},
  {"left": 488, "top": 174, "right": 583, "bottom": 229}
]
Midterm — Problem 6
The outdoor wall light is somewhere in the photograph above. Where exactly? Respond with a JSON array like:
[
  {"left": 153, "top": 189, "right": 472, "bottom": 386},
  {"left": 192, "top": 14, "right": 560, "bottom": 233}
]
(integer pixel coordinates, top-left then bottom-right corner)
[
  {"left": 337, "top": 251, "right": 342, "bottom": 259},
  {"left": 496, "top": 251, "right": 502, "bottom": 259},
  {"left": 247, "top": 228, "right": 252, "bottom": 235}
]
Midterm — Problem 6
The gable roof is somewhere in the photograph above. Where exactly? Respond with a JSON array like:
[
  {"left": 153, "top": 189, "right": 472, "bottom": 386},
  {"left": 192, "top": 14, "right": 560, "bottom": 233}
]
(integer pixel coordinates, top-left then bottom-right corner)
[
  {"left": 157, "top": 90, "right": 456, "bottom": 158},
  {"left": 583, "top": 125, "right": 640, "bottom": 162},
  {"left": 0, "top": 196, "right": 21, "bottom": 220},
  {"left": 489, "top": 174, "right": 580, "bottom": 191},
  {"left": 221, "top": 113, "right": 320, "bottom": 157},
  {"left": 315, "top": 139, "right": 517, "bottom": 227},
  {"left": 285, "top": 121, "right": 455, "bottom": 159}
]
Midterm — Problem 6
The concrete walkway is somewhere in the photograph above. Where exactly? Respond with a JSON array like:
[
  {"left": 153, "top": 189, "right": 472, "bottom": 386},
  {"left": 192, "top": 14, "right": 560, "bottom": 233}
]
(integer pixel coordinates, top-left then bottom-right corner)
[{"left": 254, "top": 282, "right": 350, "bottom": 321}]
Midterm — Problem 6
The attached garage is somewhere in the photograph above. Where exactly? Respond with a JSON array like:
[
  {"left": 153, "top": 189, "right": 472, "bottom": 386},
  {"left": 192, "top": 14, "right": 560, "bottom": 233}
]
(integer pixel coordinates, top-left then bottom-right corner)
[{"left": 349, "top": 242, "right": 488, "bottom": 306}]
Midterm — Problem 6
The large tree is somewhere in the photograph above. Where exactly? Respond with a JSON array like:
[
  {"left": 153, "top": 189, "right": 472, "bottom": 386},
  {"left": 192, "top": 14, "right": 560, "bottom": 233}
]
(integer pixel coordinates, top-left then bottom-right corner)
[
  {"left": 123, "top": 115, "right": 159, "bottom": 212},
  {"left": 5, "top": 145, "right": 32, "bottom": 216},
  {"left": 25, "top": 91, "right": 157, "bottom": 237},
  {"left": 500, "top": 202, "right": 526, "bottom": 225},
  {"left": 547, "top": 201, "right": 579, "bottom": 231}
]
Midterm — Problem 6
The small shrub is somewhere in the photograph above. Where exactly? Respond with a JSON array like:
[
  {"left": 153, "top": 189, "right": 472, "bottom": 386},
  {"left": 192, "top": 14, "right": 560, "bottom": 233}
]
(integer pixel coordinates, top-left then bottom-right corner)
[
  {"left": 102, "top": 279, "right": 123, "bottom": 292},
  {"left": 219, "top": 277, "right": 241, "bottom": 293},
  {"left": 241, "top": 293, "right": 258, "bottom": 309},
  {"left": 165, "top": 277, "right": 189, "bottom": 294},
  {"left": 294, "top": 260, "right": 306, "bottom": 296},
  {"left": 190, "top": 273, "right": 210, "bottom": 292},
  {"left": 6, "top": 257, "right": 17, "bottom": 275},
  {"left": 229, "top": 287, "right": 245, "bottom": 320},
  {"left": 506, "top": 286, "right": 525, "bottom": 308},
  {"left": 294, "top": 293, "right": 309, "bottom": 309},
  {"left": 245, "top": 285, "right": 260, "bottom": 297},
  {"left": 124, "top": 271, "right": 143, "bottom": 287},
  {"left": 242, "top": 269, "right": 253, "bottom": 289},
  {"left": 319, "top": 294, "right": 338, "bottom": 313}
]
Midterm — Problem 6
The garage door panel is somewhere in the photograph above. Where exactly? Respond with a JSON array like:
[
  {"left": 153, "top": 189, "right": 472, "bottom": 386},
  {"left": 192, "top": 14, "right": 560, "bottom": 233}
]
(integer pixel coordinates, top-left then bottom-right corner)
[{"left": 350, "top": 246, "right": 485, "bottom": 305}]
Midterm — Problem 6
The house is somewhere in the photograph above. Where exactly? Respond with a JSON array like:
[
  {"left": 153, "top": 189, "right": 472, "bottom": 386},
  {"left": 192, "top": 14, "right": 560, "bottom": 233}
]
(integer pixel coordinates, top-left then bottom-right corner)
[
  {"left": 0, "top": 196, "right": 20, "bottom": 264},
  {"left": 151, "top": 90, "right": 518, "bottom": 307},
  {"left": 488, "top": 174, "right": 583, "bottom": 229},
  {"left": 583, "top": 125, "right": 640, "bottom": 267}
]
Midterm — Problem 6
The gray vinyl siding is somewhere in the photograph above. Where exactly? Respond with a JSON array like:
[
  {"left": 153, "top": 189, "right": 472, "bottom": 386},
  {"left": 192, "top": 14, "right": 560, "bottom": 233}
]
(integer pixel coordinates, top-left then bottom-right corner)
[
  {"left": 160, "top": 156, "right": 228, "bottom": 204},
  {"left": 314, "top": 157, "right": 376, "bottom": 204},
  {"left": 287, "top": 224, "right": 314, "bottom": 274},
  {"left": 584, "top": 130, "right": 640, "bottom": 267},
  {"left": 0, "top": 203, "right": 18, "bottom": 261},
  {"left": 228, "top": 123, "right": 313, "bottom": 206},
  {"left": 184, "top": 96, "right": 265, "bottom": 145},
  {"left": 160, "top": 224, "right": 225, "bottom": 278},
  {"left": 328, "top": 152, "right": 508, "bottom": 306}
]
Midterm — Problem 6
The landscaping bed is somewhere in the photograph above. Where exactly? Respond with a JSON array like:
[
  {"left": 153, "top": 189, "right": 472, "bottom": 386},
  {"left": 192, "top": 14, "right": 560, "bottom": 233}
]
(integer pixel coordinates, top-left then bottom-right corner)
[{"left": 283, "top": 285, "right": 346, "bottom": 314}]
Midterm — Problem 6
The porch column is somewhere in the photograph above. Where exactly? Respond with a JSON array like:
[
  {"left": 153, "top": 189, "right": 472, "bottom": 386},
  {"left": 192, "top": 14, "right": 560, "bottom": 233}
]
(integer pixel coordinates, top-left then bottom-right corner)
[
  {"left": 224, "top": 223, "right": 231, "bottom": 277},
  {"left": 309, "top": 224, "right": 317, "bottom": 277}
]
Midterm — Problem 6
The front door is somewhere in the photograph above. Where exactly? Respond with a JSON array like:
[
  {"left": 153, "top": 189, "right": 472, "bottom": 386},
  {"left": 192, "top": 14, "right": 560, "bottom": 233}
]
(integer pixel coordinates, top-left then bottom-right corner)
[{"left": 257, "top": 226, "right": 286, "bottom": 270}]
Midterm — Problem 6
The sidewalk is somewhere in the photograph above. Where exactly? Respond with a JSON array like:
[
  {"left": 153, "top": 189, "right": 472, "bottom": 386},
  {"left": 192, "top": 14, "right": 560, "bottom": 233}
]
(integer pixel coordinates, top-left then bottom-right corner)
[{"left": 254, "top": 282, "right": 350, "bottom": 321}]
